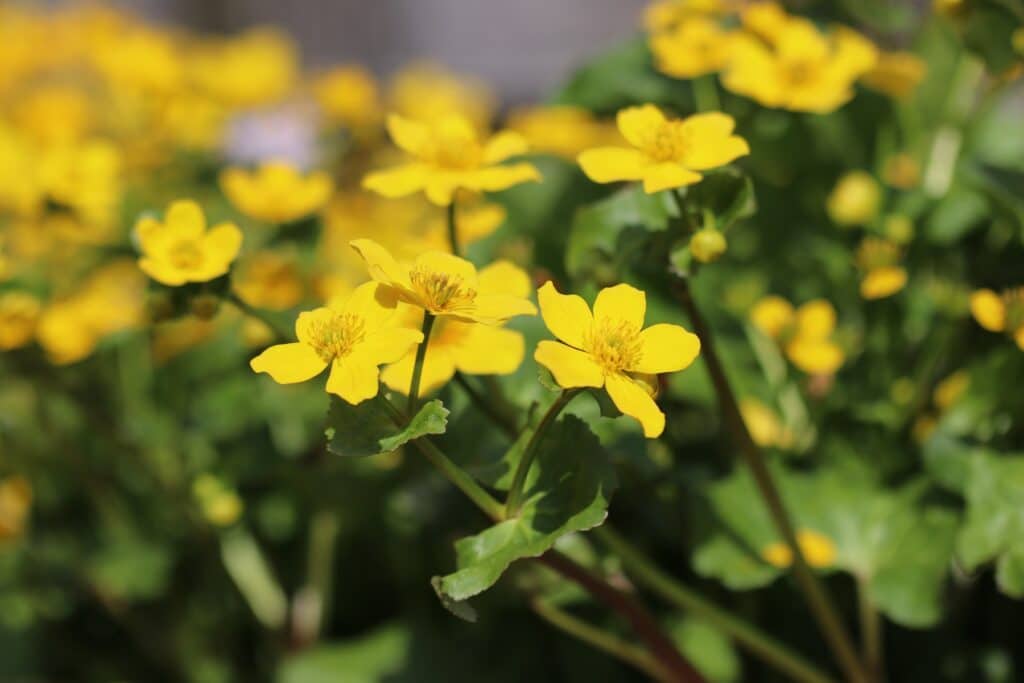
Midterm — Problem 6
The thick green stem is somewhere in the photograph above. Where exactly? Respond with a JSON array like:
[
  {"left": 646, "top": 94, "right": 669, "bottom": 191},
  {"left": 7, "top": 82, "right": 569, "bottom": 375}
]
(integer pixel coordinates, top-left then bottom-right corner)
[
  {"left": 596, "top": 527, "right": 837, "bottom": 683},
  {"left": 858, "top": 579, "right": 884, "bottom": 683},
  {"left": 447, "top": 200, "right": 461, "bottom": 256},
  {"left": 693, "top": 74, "right": 721, "bottom": 113},
  {"left": 672, "top": 278, "right": 870, "bottom": 683},
  {"left": 407, "top": 313, "right": 436, "bottom": 415},
  {"left": 505, "top": 389, "right": 581, "bottom": 515}
]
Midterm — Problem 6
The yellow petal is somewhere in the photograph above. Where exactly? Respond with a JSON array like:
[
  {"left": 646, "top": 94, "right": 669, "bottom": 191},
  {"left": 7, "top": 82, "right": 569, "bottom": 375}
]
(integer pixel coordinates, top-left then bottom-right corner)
[
  {"left": 295, "top": 307, "right": 335, "bottom": 345},
  {"left": 538, "top": 280, "right": 593, "bottom": 349},
  {"left": 413, "top": 250, "right": 478, "bottom": 285},
  {"left": 616, "top": 104, "right": 665, "bottom": 148},
  {"left": 860, "top": 266, "right": 907, "bottom": 300},
  {"left": 350, "top": 238, "right": 413, "bottom": 289},
  {"left": 362, "top": 163, "right": 429, "bottom": 198},
  {"left": 358, "top": 327, "right": 425, "bottom": 365},
  {"left": 454, "top": 324, "right": 525, "bottom": 375},
  {"left": 138, "top": 257, "right": 188, "bottom": 286},
  {"left": 386, "top": 114, "right": 429, "bottom": 156},
  {"left": 203, "top": 222, "right": 243, "bottom": 263},
  {"left": 605, "top": 372, "right": 665, "bottom": 438},
  {"left": 326, "top": 355, "right": 380, "bottom": 404},
  {"left": 250, "top": 342, "right": 327, "bottom": 383},
  {"left": 468, "top": 293, "right": 537, "bottom": 324},
  {"left": 680, "top": 113, "right": 750, "bottom": 170},
  {"left": 578, "top": 147, "right": 649, "bottom": 184},
  {"left": 786, "top": 338, "right": 844, "bottom": 375},
  {"left": 534, "top": 340, "right": 604, "bottom": 388},
  {"left": 478, "top": 260, "right": 532, "bottom": 298},
  {"left": 482, "top": 130, "right": 529, "bottom": 163},
  {"left": 750, "top": 296, "right": 794, "bottom": 338},
  {"left": 381, "top": 343, "right": 456, "bottom": 395},
  {"left": 135, "top": 216, "right": 171, "bottom": 254},
  {"left": 593, "top": 283, "right": 645, "bottom": 328},
  {"left": 423, "top": 174, "right": 460, "bottom": 206},
  {"left": 642, "top": 162, "right": 702, "bottom": 193},
  {"left": 970, "top": 289, "right": 1005, "bottom": 332},
  {"left": 462, "top": 163, "right": 541, "bottom": 193},
  {"left": 795, "top": 299, "right": 837, "bottom": 340},
  {"left": 633, "top": 323, "right": 701, "bottom": 374},
  {"left": 343, "top": 281, "right": 401, "bottom": 329},
  {"left": 165, "top": 199, "right": 206, "bottom": 239}
]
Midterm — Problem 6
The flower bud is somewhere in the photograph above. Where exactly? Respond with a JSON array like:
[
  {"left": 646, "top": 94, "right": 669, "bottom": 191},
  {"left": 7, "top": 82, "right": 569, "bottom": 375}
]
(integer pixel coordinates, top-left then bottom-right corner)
[
  {"left": 827, "top": 171, "right": 881, "bottom": 227},
  {"left": 689, "top": 228, "right": 727, "bottom": 263},
  {"left": 884, "top": 214, "right": 915, "bottom": 244}
]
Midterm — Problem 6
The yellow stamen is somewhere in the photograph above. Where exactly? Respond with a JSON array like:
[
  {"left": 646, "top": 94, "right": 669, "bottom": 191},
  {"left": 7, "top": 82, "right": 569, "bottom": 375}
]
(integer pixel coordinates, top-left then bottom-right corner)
[
  {"left": 409, "top": 267, "right": 477, "bottom": 313},
  {"left": 306, "top": 312, "right": 367, "bottom": 362},
  {"left": 645, "top": 121, "right": 690, "bottom": 162},
  {"left": 168, "top": 241, "right": 204, "bottom": 270},
  {"left": 584, "top": 319, "right": 643, "bottom": 374}
]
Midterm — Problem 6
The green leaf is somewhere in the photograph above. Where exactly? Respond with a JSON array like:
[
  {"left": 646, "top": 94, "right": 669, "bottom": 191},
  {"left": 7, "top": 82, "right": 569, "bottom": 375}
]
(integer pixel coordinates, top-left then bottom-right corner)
[
  {"left": 668, "top": 617, "right": 742, "bottom": 683},
  {"left": 435, "top": 415, "right": 617, "bottom": 603},
  {"left": 956, "top": 452, "right": 1024, "bottom": 598},
  {"left": 685, "top": 169, "right": 756, "bottom": 232},
  {"left": 926, "top": 186, "right": 989, "bottom": 244},
  {"left": 279, "top": 624, "right": 409, "bottom": 683},
  {"left": 325, "top": 396, "right": 448, "bottom": 458},
  {"left": 566, "top": 185, "right": 678, "bottom": 277},
  {"left": 962, "top": 1, "right": 1023, "bottom": 75}
]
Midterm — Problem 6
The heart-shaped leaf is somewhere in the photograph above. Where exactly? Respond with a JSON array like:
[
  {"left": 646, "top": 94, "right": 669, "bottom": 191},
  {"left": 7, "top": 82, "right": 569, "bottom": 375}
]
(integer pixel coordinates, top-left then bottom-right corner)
[{"left": 325, "top": 396, "right": 448, "bottom": 458}]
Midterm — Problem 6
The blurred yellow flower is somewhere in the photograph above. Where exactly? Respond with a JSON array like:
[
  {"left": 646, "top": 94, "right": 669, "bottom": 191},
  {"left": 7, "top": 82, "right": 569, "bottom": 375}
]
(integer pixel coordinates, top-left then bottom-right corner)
[
  {"left": 740, "top": 398, "right": 794, "bottom": 449},
  {"left": 313, "top": 65, "right": 381, "bottom": 132},
  {"left": 350, "top": 239, "right": 537, "bottom": 324},
  {"left": 221, "top": 161, "right": 334, "bottom": 224},
  {"left": 383, "top": 261, "right": 531, "bottom": 395},
  {"left": 857, "top": 238, "right": 907, "bottom": 300},
  {"left": 535, "top": 282, "right": 701, "bottom": 437},
  {"left": 643, "top": 0, "right": 732, "bottom": 33},
  {"left": 862, "top": 51, "right": 927, "bottom": 99},
  {"left": 234, "top": 251, "right": 305, "bottom": 311},
  {"left": 933, "top": 370, "right": 969, "bottom": 411},
  {"left": 723, "top": 3, "right": 877, "bottom": 113},
  {"left": 0, "top": 292, "right": 42, "bottom": 351},
  {"left": 0, "top": 476, "right": 32, "bottom": 542},
  {"left": 970, "top": 287, "right": 1024, "bottom": 350},
  {"left": 651, "top": 17, "right": 736, "bottom": 79},
  {"left": 827, "top": 170, "right": 881, "bottom": 226},
  {"left": 578, "top": 104, "right": 749, "bottom": 194},
  {"left": 135, "top": 200, "right": 243, "bottom": 286},
  {"left": 388, "top": 62, "right": 496, "bottom": 130},
  {"left": 883, "top": 214, "right": 915, "bottom": 244},
  {"left": 189, "top": 28, "right": 298, "bottom": 108},
  {"left": 36, "top": 139, "right": 123, "bottom": 241},
  {"left": 250, "top": 281, "right": 423, "bottom": 404},
  {"left": 506, "top": 105, "right": 619, "bottom": 159},
  {"left": 12, "top": 84, "right": 94, "bottom": 146},
  {"left": 92, "top": 26, "right": 184, "bottom": 95},
  {"left": 751, "top": 296, "right": 845, "bottom": 374},
  {"left": 882, "top": 153, "right": 921, "bottom": 190},
  {"left": 363, "top": 114, "right": 540, "bottom": 206},
  {"left": 762, "top": 529, "right": 836, "bottom": 568}
]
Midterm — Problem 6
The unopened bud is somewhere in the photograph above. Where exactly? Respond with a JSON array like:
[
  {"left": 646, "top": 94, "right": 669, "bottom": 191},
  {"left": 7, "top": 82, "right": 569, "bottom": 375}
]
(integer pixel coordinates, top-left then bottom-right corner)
[{"left": 690, "top": 228, "right": 727, "bottom": 263}]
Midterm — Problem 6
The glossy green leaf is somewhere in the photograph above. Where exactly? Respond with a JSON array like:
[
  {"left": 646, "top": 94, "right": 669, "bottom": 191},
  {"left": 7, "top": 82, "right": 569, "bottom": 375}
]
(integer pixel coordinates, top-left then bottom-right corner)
[
  {"left": 325, "top": 396, "right": 447, "bottom": 458},
  {"left": 279, "top": 624, "right": 409, "bottom": 683},
  {"left": 668, "top": 617, "right": 742, "bottom": 683}
]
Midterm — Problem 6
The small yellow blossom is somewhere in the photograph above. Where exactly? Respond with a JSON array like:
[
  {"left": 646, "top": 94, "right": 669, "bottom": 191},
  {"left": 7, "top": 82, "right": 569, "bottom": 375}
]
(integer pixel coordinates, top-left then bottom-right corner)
[
  {"left": 651, "top": 17, "right": 736, "bottom": 79},
  {"left": 534, "top": 282, "right": 701, "bottom": 437},
  {"left": 35, "top": 139, "right": 123, "bottom": 241},
  {"left": 643, "top": 0, "right": 732, "bottom": 33},
  {"left": 383, "top": 261, "right": 531, "bottom": 395},
  {"left": 363, "top": 114, "right": 540, "bottom": 206},
  {"left": 740, "top": 398, "right": 794, "bottom": 449},
  {"left": 723, "top": 3, "right": 878, "bottom": 113},
  {"left": 883, "top": 215, "right": 915, "bottom": 245},
  {"left": 751, "top": 296, "right": 845, "bottom": 374},
  {"left": 970, "top": 287, "right": 1024, "bottom": 350},
  {"left": 882, "top": 154, "right": 921, "bottom": 190},
  {"left": 762, "top": 529, "right": 836, "bottom": 568},
  {"left": 388, "top": 62, "right": 496, "bottom": 130},
  {"left": 934, "top": 370, "right": 969, "bottom": 411},
  {"left": 189, "top": 28, "right": 298, "bottom": 108},
  {"left": 0, "top": 476, "right": 32, "bottom": 542},
  {"left": 862, "top": 51, "right": 927, "bottom": 99},
  {"left": 857, "top": 238, "right": 907, "bottom": 300},
  {"left": 507, "top": 105, "right": 620, "bottom": 159},
  {"left": 350, "top": 239, "right": 537, "bottom": 324},
  {"left": 827, "top": 170, "right": 881, "bottom": 226},
  {"left": 135, "top": 200, "right": 243, "bottom": 286},
  {"left": 250, "top": 281, "right": 423, "bottom": 404},
  {"left": 0, "top": 292, "right": 42, "bottom": 351},
  {"left": 578, "top": 104, "right": 749, "bottom": 194},
  {"left": 312, "top": 65, "right": 381, "bottom": 131},
  {"left": 233, "top": 251, "right": 305, "bottom": 311},
  {"left": 221, "top": 161, "right": 334, "bottom": 224}
]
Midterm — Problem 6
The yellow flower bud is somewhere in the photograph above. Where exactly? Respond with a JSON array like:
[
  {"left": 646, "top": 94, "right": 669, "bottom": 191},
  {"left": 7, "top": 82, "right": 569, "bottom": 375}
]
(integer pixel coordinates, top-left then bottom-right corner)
[
  {"left": 689, "top": 228, "right": 728, "bottom": 263},
  {"left": 827, "top": 171, "right": 881, "bottom": 227},
  {"left": 884, "top": 214, "right": 915, "bottom": 244}
]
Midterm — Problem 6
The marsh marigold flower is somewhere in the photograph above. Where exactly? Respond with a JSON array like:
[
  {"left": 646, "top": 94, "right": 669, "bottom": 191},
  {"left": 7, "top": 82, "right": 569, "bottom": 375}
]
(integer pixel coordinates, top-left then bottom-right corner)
[
  {"left": 857, "top": 238, "right": 907, "bottom": 300},
  {"left": 387, "top": 62, "right": 496, "bottom": 130},
  {"left": 250, "top": 281, "right": 423, "bottom": 404},
  {"left": 643, "top": 0, "right": 732, "bottom": 33},
  {"left": 0, "top": 292, "right": 42, "bottom": 350},
  {"left": 221, "top": 160, "right": 333, "bottom": 224},
  {"left": 862, "top": 51, "right": 927, "bottom": 99},
  {"left": 578, "top": 104, "right": 749, "bottom": 194},
  {"left": 313, "top": 65, "right": 381, "bottom": 132},
  {"left": 350, "top": 238, "right": 537, "bottom": 324},
  {"left": 383, "top": 261, "right": 531, "bottom": 395},
  {"left": 507, "top": 105, "right": 620, "bottom": 159},
  {"left": 970, "top": 287, "right": 1024, "bottom": 350},
  {"left": 233, "top": 250, "right": 305, "bottom": 311},
  {"left": 651, "top": 17, "right": 736, "bottom": 79},
  {"left": 827, "top": 171, "right": 881, "bottom": 227},
  {"left": 189, "top": 28, "right": 297, "bottom": 108},
  {"left": 761, "top": 530, "right": 836, "bottom": 568},
  {"left": 363, "top": 114, "right": 540, "bottom": 206},
  {"left": 740, "top": 398, "right": 794, "bottom": 449},
  {"left": 751, "top": 296, "right": 844, "bottom": 374},
  {"left": 135, "top": 200, "right": 243, "bottom": 286},
  {"left": 535, "top": 282, "right": 701, "bottom": 437}
]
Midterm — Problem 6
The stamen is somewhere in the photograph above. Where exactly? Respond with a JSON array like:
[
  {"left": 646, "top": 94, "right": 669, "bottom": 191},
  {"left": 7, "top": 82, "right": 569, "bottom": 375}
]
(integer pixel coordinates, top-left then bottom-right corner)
[
  {"left": 307, "top": 312, "right": 367, "bottom": 362},
  {"left": 584, "top": 319, "right": 644, "bottom": 374},
  {"left": 409, "top": 267, "right": 477, "bottom": 313}
]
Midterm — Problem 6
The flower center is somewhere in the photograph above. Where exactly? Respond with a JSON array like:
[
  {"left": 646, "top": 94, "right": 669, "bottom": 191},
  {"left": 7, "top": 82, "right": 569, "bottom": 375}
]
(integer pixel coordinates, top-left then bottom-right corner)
[
  {"left": 584, "top": 319, "right": 643, "bottom": 374},
  {"left": 168, "top": 240, "right": 205, "bottom": 270},
  {"left": 409, "top": 267, "right": 477, "bottom": 314},
  {"left": 780, "top": 58, "right": 818, "bottom": 88},
  {"left": 645, "top": 121, "right": 690, "bottom": 162},
  {"left": 424, "top": 122, "right": 484, "bottom": 170},
  {"left": 306, "top": 312, "right": 367, "bottom": 362}
]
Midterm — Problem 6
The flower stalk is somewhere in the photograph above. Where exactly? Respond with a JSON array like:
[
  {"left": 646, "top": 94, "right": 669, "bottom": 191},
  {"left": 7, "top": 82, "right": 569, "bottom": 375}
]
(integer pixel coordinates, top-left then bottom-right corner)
[
  {"left": 407, "top": 313, "right": 436, "bottom": 414},
  {"left": 447, "top": 200, "right": 461, "bottom": 257}
]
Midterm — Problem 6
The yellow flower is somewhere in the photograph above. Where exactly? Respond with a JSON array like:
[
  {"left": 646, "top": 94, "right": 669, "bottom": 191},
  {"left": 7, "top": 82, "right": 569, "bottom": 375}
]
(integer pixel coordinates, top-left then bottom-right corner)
[
  {"left": 882, "top": 153, "right": 920, "bottom": 190},
  {"left": 578, "top": 104, "right": 749, "bottom": 194},
  {"left": 751, "top": 296, "right": 845, "bottom": 374},
  {"left": 250, "top": 281, "right": 424, "bottom": 404},
  {"left": 0, "top": 292, "right": 42, "bottom": 350},
  {"left": 189, "top": 28, "right": 297, "bottom": 108},
  {"left": 92, "top": 26, "right": 184, "bottom": 95},
  {"left": 762, "top": 529, "right": 836, "bottom": 569},
  {"left": 388, "top": 62, "right": 496, "bottom": 130},
  {"left": 0, "top": 476, "right": 32, "bottom": 542},
  {"left": 363, "top": 114, "right": 540, "bottom": 206},
  {"left": 856, "top": 238, "right": 907, "bottom": 300},
  {"left": 883, "top": 214, "right": 915, "bottom": 244},
  {"left": 862, "top": 51, "right": 927, "bottom": 99},
  {"left": 534, "top": 282, "right": 701, "bottom": 437},
  {"left": 350, "top": 238, "right": 537, "bottom": 324},
  {"left": 934, "top": 370, "right": 969, "bottom": 411},
  {"left": 221, "top": 161, "right": 334, "bottom": 224},
  {"left": 740, "top": 398, "right": 794, "bottom": 449},
  {"left": 35, "top": 139, "right": 123, "bottom": 241},
  {"left": 12, "top": 84, "right": 93, "bottom": 146},
  {"left": 826, "top": 170, "right": 881, "bottom": 226},
  {"left": 723, "top": 4, "right": 878, "bottom": 113},
  {"left": 312, "top": 65, "right": 381, "bottom": 132},
  {"left": 643, "top": 0, "right": 733, "bottom": 33},
  {"left": 233, "top": 251, "right": 305, "bottom": 311},
  {"left": 383, "top": 261, "right": 531, "bottom": 395},
  {"left": 506, "top": 105, "right": 620, "bottom": 159},
  {"left": 970, "top": 287, "right": 1024, "bottom": 350},
  {"left": 651, "top": 17, "right": 736, "bottom": 79},
  {"left": 135, "top": 200, "right": 243, "bottom": 286}
]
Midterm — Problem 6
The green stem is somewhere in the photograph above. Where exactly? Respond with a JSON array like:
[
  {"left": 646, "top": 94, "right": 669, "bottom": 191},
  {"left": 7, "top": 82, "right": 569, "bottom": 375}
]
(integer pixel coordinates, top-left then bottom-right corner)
[
  {"left": 596, "top": 527, "right": 837, "bottom": 683},
  {"left": 693, "top": 75, "right": 721, "bottom": 113},
  {"left": 293, "top": 510, "right": 341, "bottom": 648},
  {"left": 228, "top": 292, "right": 291, "bottom": 343},
  {"left": 447, "top": 200, "right": 461, "bottom": 256},
  {"left": 672, "top": 278, "right": 869, "bottom": 683},
  {"left": 505, "top": 389, "right": 581, "bottom": 515},
  {"left": 530, "top": 597, "right": 672, "bottom": 683},
  {"left": 454, "top": 372, "right": 519, "bottom": 439},
  {"left": 858, "top": 579, "right": 884, "bottom": 683},
  {"left": 407, "top": 313, "right": 436, "bottom": 415}
]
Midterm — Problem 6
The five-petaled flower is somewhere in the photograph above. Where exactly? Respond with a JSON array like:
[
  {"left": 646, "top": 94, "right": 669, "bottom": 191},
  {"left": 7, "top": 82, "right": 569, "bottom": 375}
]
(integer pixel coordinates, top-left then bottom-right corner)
[
  {"left": 135, "top": 199, "right": 243, "bottom": 286},
  {"left": 970, "top": 287, "right": 1024, "bottom": 351},
  {"left": 221, "top": 160, "right": 333, "bottom": 224},
  {"left": 750, "top": 296, "right": 844, "bottom": 374},
  {"left": 249, "top": 281, "right": 423, "bottom": 404},
  {"left": 349, "top": 238, "right": 537, "bottom": 324},
  {"left": 578, "top": 104, "right": 749, "bottom": 194},
  {"left": 362, "top": 113, "right": 541, "bottom": 206},
  {"left": 534, "top": 282, "right": 701, "bottom": 438}
]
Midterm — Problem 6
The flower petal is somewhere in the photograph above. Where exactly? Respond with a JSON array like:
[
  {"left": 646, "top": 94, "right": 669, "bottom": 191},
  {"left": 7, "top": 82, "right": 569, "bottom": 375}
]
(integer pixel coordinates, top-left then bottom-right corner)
[
  {"left": 795, "top": 300, "right": 837, "bottom": 340},
  {"left": 453, "top": 324, "right": 525, "bottom": 376},
  {"left": 750, "top": 296, "right": 794, "bottom": 339},
  {"left": 138, "top": 258, "right": 188, "bottom": 286},
  {"left": 483, "top": 130, "right": 529, "bottom": 163},
  {"left": 326, "top": 355, "right": 380, "bottom": 404},
  {"left": 343, "top": 281, "right": 401, "bottom": 329},
  {"left": 633, "top": 323, "right": 701, "bottom": 374},
  {"left": 537, "top": 281, "right": 593, "bottom": 349},
  {"left": 350, "top": 238, "right": 413, "bottom": 289},
  {"left": 578, "top": 147, "right": 649, "bottom": 184},
  {"left": 362, "top": 163, "right": 429, "bottom": 199},
  {"left": 616, "top": 104, "right": 665, "bottom": 148},
  {"left": 203, "top": 222, "right": 243, "bottom": 263},
  {"left": 605, "top": 372, "right": 665, "bottom": 438},
  {"left": 642, "top": 162, "right": 702, "bottom": 193},
  {"left": 593, "top": 283, "right": 645, "bottom": 328},
  {"left": 413, "top": 250, "right": 479, "bottom": 286},
  {"left": 860, "top": 266, "right": 907, "bottom": 300},
  {"left": 165, "top": 199, "right": 206, "bottom": 238},
  {"left": 786, "top": 338, "right": 844, "bottom": 375},
  {"left": 478, "top": 260, "right": 532, "bottom": 298},
  {"left": 386, "top": 114, "right": 429, "bottom": 156},
  {"left": 534, "top": 340, "right": 604, "bottom": 389},
  {"left": 463, "top": 163, "right": 541, "bottom": 193},
  {"left": 359, "top": 327, "right": 425, "bottom": 365},
  {"left": 970, "top": 289, "right": 1005, "bottom": 332},
  {"left": 468, "top": 293, "right": 537, "bottom": 324},
  {"left": 250, "top": 342, "right": 327, "bottom": 384},
  {"left": 381, "top": 343, "right": 457, "bottom": 396},
  {"left": 680, "top": 113, "right": 750, "bottom": 170},
  {"left": 295, "top": 307, "right": 335, "bottom": 344}
]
